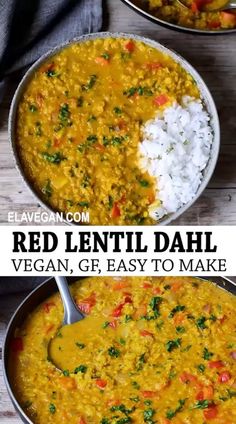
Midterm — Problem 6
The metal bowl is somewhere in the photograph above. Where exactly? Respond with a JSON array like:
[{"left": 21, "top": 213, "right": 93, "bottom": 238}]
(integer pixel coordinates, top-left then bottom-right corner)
[
  {"left": 3, "top": 276, "right": 236, "bottom": 423},
  {"left": 9, "top": 32, "right": 220, "bottom": 225},
  {"left": 121, "top": 0, "right": 236, "bottom": 34}
]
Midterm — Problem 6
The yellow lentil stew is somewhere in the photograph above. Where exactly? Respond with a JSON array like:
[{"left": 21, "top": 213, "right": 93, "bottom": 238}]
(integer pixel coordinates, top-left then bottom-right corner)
[
  {"left": 9, "top": 277, "right": 236, "bottom": 424},
  {"left": 16, "top": 37, "right": 199, "bottom": 225},
  {"left": 145, "top": 0, "right": 236, "bottom": 30}
]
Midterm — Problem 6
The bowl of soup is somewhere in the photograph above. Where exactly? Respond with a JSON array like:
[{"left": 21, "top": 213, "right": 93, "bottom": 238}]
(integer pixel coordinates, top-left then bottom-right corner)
[
  {"left": 121, "top": 0, "right": 236, "bottom": 34},
  {"left": 3, "top": 276, "right": 236, "bottom": 423},
  {"left": 9, "top": 32, "right": 220, "bottom": 225}
]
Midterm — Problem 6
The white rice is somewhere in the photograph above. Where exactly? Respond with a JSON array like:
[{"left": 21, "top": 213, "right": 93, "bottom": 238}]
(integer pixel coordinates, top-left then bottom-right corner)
[{"left": 139, "top": 96, "right": 213, "bottom": 221}]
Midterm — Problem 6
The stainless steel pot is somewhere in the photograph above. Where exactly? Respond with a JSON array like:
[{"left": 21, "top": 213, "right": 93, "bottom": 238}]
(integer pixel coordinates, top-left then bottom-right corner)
[{"left": 3, "top": 276, "right": 236, "bottom": 424}]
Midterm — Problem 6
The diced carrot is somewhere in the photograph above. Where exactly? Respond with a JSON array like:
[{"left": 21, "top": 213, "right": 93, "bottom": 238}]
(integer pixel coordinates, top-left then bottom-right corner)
[
  {"left": 148, "top": 191, "right": 156, "bottom": 205},
  {"left": 11, "top": 337, "right": 23, "bottom": 353},
  {"left": 208, "top": 360, "right": 224, "bottom": 369},
  {"left": 77, "top": 293, "right": 96, "bottom": 314},
  {"left": 218, "top": 371, "right": 231, "bottom": 383},
  {"left": 173, "top": 312, "right": 185, "bottom": 325},
  {"left": 204, "top": 405, "right": 218, "bottom": 419},
  {"left": 94, "top": 143, "right": 105, "bottom": 152},
  {"left": 118, "top": 120, "right": 127, "bottom": 130},
  {"left": 153, "top": 287, "right": 162, "bottom": 295},
  {"left": 140, "top": 330, "right": 154, "bottom": 337},
  {"left": 143, "top": 282, "right": 152, "bottom": 289},
  {"left": 60, "top": 376, "right": 77, "bottom": 390},
  {"left": 95, "top": 379, "right": 107, "bottom": 389},
  {"left": 219, "top": 315, "right": 227, "bottom": 324},
  {"left": 191, "top": 2, "right": 199, "bottom": 12},
  {"left": 53, "top": 138, "right": 61, "bottom": 147},
  {"left": 208, "top": 20, "right": 221, "bottom": 29},
  {"left": 113, "top": 281, "right": 129, "bottom": 291},
  {"left": 95, "top": 57, "right": 109, "bottom": 65},
  {"left": 196, "top": 385, "right": 214, "bottom": 400},
  {"left": 125, "top": 40, "right": 135, "bottom": 53},
  {"left": 146, "top": 62, "right": 162, "bottom": 70},
  {"left": 141, "top": 390, "right": 157, "bottom": 398},
  {"left": 43, "top": 302, "right": 55, "bottom": 313},
  {"left": 220, "top": 11, "right": 236, "bottom": 26},
  {"left": 153, "top": 94, "right": 168, "bottom": 107},
  {"left": 180, "top": 372, "right": 197, "bottom": 384},
  {"left": 79, "top": 417, "right": 87, "bottom": 424},
  {"left": 170, "top": 281, "right": 183, "bottom": 292},
  {"left": 160, "top": 419, "right": 171, "bottom": 424},
  {"left": 111, "top": 202, "right": 121, "bottom": 219}
]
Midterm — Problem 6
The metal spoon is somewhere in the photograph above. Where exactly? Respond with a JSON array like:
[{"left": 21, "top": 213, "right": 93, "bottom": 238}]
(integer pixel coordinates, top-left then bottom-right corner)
[
  {"left": 55, "top": 276, "right": 84, "bottom": 325},
  {"left": 176, "top": 0, "right": 236, "bottom": 11},
  {"left": 48, "top": 276, "right": 84, "bottom": 369}
]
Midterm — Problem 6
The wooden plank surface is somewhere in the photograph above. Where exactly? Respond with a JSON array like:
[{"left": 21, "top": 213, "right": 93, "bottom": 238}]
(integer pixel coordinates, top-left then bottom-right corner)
[{"left": 0, "top": 0, "right": 235, "bottom": 224}]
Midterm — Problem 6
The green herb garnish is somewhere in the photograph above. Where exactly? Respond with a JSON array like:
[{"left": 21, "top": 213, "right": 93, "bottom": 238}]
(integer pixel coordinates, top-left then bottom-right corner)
[
  {"left": 108, "top": 346, "right": 120, "bottom": 358},
  {"left": 166, "top": 338, "right": 181, "bottom": 352},
  {"left": 42, "top": 152, "right": 67, "bottom": 164}
]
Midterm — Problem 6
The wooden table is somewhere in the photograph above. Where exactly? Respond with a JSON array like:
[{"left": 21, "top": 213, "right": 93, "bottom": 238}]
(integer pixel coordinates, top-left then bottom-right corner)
[{"left": 0, "top": 0, "right": 235, "bottom": 225}]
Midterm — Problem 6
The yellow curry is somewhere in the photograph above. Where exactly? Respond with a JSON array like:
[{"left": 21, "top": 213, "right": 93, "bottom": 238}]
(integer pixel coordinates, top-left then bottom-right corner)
[
  {"left": 16, "top": 38, "right": 199, "bottom": 225},
  {"left": 144, "top": 0, "right": 236, "bottom": 30},
  {"left": 9, "top": 277, "right": 236, "bottom": 423}
]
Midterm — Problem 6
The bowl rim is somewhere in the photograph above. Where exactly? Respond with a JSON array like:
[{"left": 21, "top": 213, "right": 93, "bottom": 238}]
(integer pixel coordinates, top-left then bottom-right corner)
[
  {"left": 9, "top": 31, "right": 220, "bottom": 226},
  {"left": 120, "top": 0, "right": 236, "bottom": 35},
  {"left": 3, "top": 276, "right": 236, "bottom": 424}
]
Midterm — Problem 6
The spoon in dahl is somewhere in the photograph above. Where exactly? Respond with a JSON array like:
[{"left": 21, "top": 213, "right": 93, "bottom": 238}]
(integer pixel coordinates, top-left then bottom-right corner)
[{"left": 48, "top": 276, "right": 85, "bottom": 371}]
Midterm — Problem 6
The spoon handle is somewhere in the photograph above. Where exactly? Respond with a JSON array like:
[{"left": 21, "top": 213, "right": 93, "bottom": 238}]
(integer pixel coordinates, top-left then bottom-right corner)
[
  {"left": 55, "top": 276, "right": 84, "bottom": 325},
  {"left": 227, "top": 0, "right": 236, "bottom": 8}
]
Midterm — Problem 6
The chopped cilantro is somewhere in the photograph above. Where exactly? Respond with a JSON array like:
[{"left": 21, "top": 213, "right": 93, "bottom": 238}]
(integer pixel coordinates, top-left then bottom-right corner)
[
  {"left": 197, "top": 364, "right": 205, "bottom": 373},
  {"left": 41, "top": 152, "right": 67, "bottom": 164},
  {"left": 166, "top": 338, "right": 181, "bottom": 352},
  {"left": 42, "top": 179, "right": 52, "bottom": 197},
  {"left": 196, "top": 316, "right": 208, "bottom": 330},
  {"left": 29, "top": 104, "right": 37, "bottom": 112},
  {"left": 75, "top": 342, "right": 85, "bottom": 349},
  {"left": 203, "top": 347, "right": 213, "bottom": 360},
  {"left": 77, "top": 201, "right": 89, "bottom": 208},
  {"left": 82, "top": 74, "right": 97, "bottom": 91},
  {"left": 108, "top": 346, "right": 120, "bottom": 358},
  {"left": 74, "top": 365, "right": 87, "bottom": 374},
  {"left": 192, "top": 400, "right": 210, "bottom": 409},
  {"left": 166, "top": 399, "right": 186, "bottom": 419},
  {"left": 49, "top": 403, "right": 56, "bottom": 414},
  {"left": 169, "top": 305, "right": 185, "bottom": 318},
  {"left": 139, "top": 179, "right": 149, "bottom": 188},
  {"left": 114, "top": 107, "right": 122, "bottom": 115},
  {"left": 176, "top": 326, "right": 185, "bottom": 334}
]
